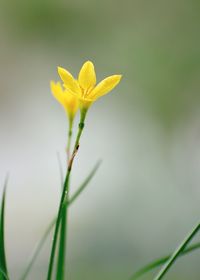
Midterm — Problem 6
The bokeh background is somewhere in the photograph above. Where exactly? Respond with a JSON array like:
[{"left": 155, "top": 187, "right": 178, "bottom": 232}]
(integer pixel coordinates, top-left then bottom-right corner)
[{"left": 0, "top": 0, "right": 200, "bottom": 279}]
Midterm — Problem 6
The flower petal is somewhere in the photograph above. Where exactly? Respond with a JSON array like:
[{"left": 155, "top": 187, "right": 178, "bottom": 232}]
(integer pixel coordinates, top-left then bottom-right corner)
[
  {"left": 78, "top": 61, "right": 96, "bottom": 91},
  {"left": 50, "top": 81, "right": 65, "bottom": 106},
  {"left": 58, "top": 66, "right": 81, "bottom": 94},
  {"left": 89, "top": 75, "right": 122, "bottom": 99},
  {"left": 51, "top": 81, "right": 79, "bottom": 117}
]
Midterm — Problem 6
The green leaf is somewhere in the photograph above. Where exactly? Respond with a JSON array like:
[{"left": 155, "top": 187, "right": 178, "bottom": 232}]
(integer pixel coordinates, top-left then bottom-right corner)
[
  {"left": 68, "top": 160, "right": 101, "bottom": 205},
  {"left": 153, "top": 223, "right": 200, "bottom": 280},
  {"left": 56, "top": 151, "right": 64, "bottom": 189},
  {"left": 19, "top": 160, "right": 101, "bottom": 280},
  {"left": 154, "top": 224, "right": 200, "bottom": 280},
  {"left": 0, "top": 175, "right": 9, "bottom": 280},
  {"left": 129, "top": 241, "right": 200, "bottom": 279},
  {"left": 19, "top": 219, "right": 55, "bottom": 280}
]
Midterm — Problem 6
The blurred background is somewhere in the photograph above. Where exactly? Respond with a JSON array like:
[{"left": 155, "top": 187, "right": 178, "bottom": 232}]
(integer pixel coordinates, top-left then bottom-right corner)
[{"left": 0, "top": 0, "right": 200, "bottom": 279}]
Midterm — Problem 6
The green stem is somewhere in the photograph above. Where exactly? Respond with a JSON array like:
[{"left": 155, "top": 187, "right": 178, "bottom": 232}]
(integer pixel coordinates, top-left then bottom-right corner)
[
  {"left": 47, "top": 109, "right": 87, "bottom": 280},
  {"left": 153, "top": 223, "right": 200, "bottom": 280},
  {"left": 56, "top": 204, "right": 67, "bottom": 280},
  {"left": 66, "top": 119, "right": 73, "bottom": 163},
  {"left": 56, "top": 121, "right": 73, "bottom": 280},
  {"left": 20, "top": 219, "right": 55, "bottom": 280},
  {"left": 72, "top": 108, "right": 87, "bottom": 155}
]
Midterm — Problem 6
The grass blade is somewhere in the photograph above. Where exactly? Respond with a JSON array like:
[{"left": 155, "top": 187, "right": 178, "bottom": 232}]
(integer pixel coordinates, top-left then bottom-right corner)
[
  {"left": 153, "top": 223, "right": 200, "bottom": 280},
  {"left": 19, "top": 160, "right": 101, "bottom": 280},
  {"left": 68, "top": 160, "right": 101, "bottom": 207},
  {"left": 56, "top": 151, "right": 64, "bottom": 189},
  {"left": 129, "top": 241, "right": 200, "bottom": 279},
  {"left": 0, "top": 175, "right": 9, "bottom": 280}
]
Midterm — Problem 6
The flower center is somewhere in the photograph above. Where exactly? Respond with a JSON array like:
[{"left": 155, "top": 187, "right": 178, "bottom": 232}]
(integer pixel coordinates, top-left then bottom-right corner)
[{"left": 81, "top": 87, "right": 93, "bottom": 99}]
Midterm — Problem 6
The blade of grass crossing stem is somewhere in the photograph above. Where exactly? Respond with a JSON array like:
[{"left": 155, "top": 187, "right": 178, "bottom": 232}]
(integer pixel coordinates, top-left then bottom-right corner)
[
  {"left": 153, "top": 223, "right": 200, "bottom": 280},
  {"left": 19, "top": 219, "right": 55, "bottom": 280},
  {"left": 69, "top": 160, "right": 101, "bottom": 205},
  {"left": 56, "top": 151, "right": 64, "bottom": 189},
  {"left": 19, "top": 160, "right": 101, "bottom": 280},
  {"left": 0, "top": 176, "right": 9, "bottom": 280},
  {"left": 129, "top": 241, "right": 200, "bottom": 279}
]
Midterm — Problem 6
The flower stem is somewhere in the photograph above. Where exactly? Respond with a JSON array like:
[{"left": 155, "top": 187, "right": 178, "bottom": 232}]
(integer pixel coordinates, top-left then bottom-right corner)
[
  {"left": 56, "top": 203, "right": 67, "bottom": 280},
  {"left": 66, "top": 119, "right": 73, "bottom": 164},
  {"left": 47, "top": 109, "right": 87, "bottom": 280},
  {"left": 56, "top": 120, "right": 73, "bottom": 280}
]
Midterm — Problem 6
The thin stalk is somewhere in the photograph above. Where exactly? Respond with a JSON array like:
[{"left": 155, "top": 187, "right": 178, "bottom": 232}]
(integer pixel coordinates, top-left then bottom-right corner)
[
  {"left": 47, "top": 109, "right": 87, "bottom": 280},
  {"left": 56, "top": 195, "right": 67, "bottom": 280},
  {"left": 153, "top": 223, "right": 200, "bottom": 280},
  {"left": 56, "top": 120, "right": 73, "bottom": 280},
  {"left": 129, "top": 241, "right": 200, "bottom": 279},
  {"left": 66, "top": 119, "right": 73, "bottom": 164}
]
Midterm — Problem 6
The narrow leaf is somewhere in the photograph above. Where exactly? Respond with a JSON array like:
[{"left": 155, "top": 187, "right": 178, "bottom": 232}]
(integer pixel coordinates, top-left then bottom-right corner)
[
  {"left": 19, "top": 219, "right": 55, "bottom": 280},
  {"left": 56, "top": 151, "right": 64, "bottom": 189},
  {"left": 153, "top": 223, "right": 200, "bottom": 280},
  {"left": 69, "top": 160, "right": 102, "bottom": 205}
]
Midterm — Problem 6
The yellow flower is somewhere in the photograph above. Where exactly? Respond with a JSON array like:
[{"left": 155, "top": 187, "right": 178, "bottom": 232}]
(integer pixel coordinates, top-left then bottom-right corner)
[
  {"left": 57, "top": 61, "right": 122, "bottom": 109},
  {"left": 50, "top": 81, "right": 79, "bottom": 121}
]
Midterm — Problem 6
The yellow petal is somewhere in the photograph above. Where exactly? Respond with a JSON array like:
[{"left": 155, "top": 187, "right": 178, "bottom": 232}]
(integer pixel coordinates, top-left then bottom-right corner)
[
  {"left": 58, "top": 66, "right": 81, "bottom": 95},
  {"left": 89, "top": 75, "right": 122, "bottom": 99},
  {"left": 78, "top": 61, "right": 96, "bottom": 91},
  {"left": 50, "top": 81, "right": 65, "bottom": 106},
  {"left": 51, "top": 81, "right": 79, "bottom": 118},
  {"left": 66, "top": 94, "right": 79, "bottom": 114}
]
